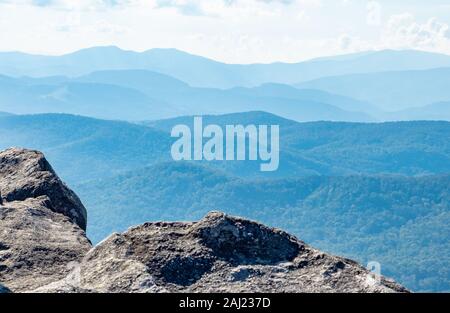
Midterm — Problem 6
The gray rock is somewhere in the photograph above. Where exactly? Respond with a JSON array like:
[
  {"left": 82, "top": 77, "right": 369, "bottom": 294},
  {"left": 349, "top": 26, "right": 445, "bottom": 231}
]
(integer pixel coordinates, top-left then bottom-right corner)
[
  {"left": 43, "top": 212, "right": 407, "bottom": 293},
  {"left": 0, "top": 148, "right": 87, "bottom": 229},
  {"left": 0, "top": 148, "right": 91, "bottom": 292}
]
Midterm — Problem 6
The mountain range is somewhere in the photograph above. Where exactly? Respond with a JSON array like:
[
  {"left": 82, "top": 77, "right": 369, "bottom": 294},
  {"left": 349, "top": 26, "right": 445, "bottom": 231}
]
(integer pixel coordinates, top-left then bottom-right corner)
[
  {"left": 2, "top": 47, "right": 450, "bottom": 88},
  {"left": 1, "top": 46, "right": 448, "bottom": 127},
  {"left": 0, "top": 71, "right": 374, "bottom": 122},
  {"left": 1, "top": 47, "right": 450, "bottom": 121},
  {"left": 0, "top": 112, "right": 449, "bottom": 184},
  {"left": 296, "top": 67, "right": 450, "bottom": 111}
]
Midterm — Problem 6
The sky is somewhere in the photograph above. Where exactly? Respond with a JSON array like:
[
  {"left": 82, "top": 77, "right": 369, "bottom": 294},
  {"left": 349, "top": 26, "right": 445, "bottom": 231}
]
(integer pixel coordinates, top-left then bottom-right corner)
[{"left": 0, "top": 0, "right": 450, "bottom": 63}]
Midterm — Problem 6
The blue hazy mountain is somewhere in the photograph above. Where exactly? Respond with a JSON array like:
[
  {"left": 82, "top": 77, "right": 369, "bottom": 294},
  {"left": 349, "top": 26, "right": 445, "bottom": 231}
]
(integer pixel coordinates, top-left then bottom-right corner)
[
  {"left": 1, "top": 112, "right": 449, "bottom": 184},
  {"left": 76, "top": 69, "right": 190, "bottom": 94},
  {"left": 388, "top": 101, "right": 450, "bottom": 121},
  {"left": 147, "top": 111, "right": 450, "bottom": 177},
  {"left": 296, "top": 67, "right": 450, "bottom": 111},
  {"left": 227, "top": 83, "right": 379, "bottom": 115},
  {"left": 0, "top": 71, "right": 375, "bottom": 122},
  {"left": 0, "top": 74, "right": 180, "bottom": 120},
  {"left": 75, "top": 70, "right": 375, "bottom": 120},
  {"left": 0, "top": 111, "right": 13, "bottom": 117},
  {"left": 75, "top": 161, "right": 450, "bottom": 292},
  {"left": 0, "top": 114, "right": 172, "bottom": 183},
  {"left": 2, "top": 47, "right": 450, "bottom": 88}
]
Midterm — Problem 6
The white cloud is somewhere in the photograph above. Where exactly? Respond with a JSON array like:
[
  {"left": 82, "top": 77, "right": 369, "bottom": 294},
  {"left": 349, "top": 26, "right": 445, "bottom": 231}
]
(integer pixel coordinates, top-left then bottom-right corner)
[
  {"left": 382, "top": 13, "right": 450, "bottom": 51},
  {"left": 155, "top": 0, "right": 204, "bottom": 16},
  {"left": 1, "top": 1, "right": 450, "bottom": 63},
  {"left": 366, "top": 1, "right": 381, "bottom": 27}
]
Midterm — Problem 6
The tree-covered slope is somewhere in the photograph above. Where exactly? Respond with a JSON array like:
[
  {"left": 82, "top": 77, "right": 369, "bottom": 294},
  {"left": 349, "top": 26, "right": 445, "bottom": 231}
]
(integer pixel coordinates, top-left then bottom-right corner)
[{"left": 1, "top": 113, "right": 449, "bottom": 183}]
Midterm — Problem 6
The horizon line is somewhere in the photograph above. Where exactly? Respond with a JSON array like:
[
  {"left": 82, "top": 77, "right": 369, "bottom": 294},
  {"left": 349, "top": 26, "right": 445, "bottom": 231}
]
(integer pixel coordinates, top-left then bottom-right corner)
[{"left": 1, "top": 45, "right": 449, "bottom": 66}]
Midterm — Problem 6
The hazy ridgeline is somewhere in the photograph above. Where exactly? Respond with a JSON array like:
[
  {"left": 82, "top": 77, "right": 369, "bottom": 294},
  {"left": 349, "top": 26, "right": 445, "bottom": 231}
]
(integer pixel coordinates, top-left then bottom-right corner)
[
  {"left": 1, "top": 48, "right": 450, "bottom": 122},
  {"left": 0, "top": 47, "right": 449, "bottom": 292}
]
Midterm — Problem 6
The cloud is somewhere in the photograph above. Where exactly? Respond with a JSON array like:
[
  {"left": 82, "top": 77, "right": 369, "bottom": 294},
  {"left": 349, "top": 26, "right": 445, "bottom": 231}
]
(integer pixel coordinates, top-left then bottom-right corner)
[
  {"left": 31, "top": 0, "right": 53, "bottom": 6},
  {"left": 153, "top": 0, "right": 296, "bottom": 17},
  {"left": 155, "top": 0, "right": 204, "bottom": 16},
  {"left": 1, "top": 0, "right": 450, "bottom": 63},
  {"left": 382, "top": 13, "right": 450, "bottom": 50},
  {"left": 366, "top": 1, "right": 381, "bottom": 26},
  {"left": 1, "top": 0, "right": 317, "bottom": 17},
  {"left": 0, "top": 0, "right": 132, "bottom": 10},
  {"left": 257, "top": 0, "right": 294, "bottom": 4}
]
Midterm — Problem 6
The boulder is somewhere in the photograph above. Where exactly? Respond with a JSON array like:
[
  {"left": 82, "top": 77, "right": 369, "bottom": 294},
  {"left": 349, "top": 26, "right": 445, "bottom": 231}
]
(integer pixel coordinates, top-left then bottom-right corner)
[
  {"left": 0, "top": 148, "right": 87, "bottom": 229},
  {"left": 41, "top": 212, "right": 407, "bottom": 293},
  {"left": 0, "top": 148, "right": 91, "bottom": 292}
]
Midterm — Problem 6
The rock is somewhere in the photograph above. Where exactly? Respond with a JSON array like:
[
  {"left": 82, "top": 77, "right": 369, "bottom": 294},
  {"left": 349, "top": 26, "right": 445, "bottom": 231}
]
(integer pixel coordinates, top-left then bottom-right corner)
[
  {"left": 0, "top": 148, "right": 91, "bottom": 292},
  {"left": 43, "top": 212, "right": 407, "bottom": 293},
  {"left": 0, "top": 148, "right": 87, "bottom": 229}
]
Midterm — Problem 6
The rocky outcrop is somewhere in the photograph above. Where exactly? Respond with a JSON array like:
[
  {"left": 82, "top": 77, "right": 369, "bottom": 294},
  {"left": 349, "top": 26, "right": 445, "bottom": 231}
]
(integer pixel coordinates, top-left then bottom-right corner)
[
  {"left": 0, "top": 148, "right": 91, "bottom": 292},
  {"left": 37, "top": 212, "right": 407, "bottom": 293},
  {"left": 0, "top": 148, "right": 87, "bottom": 229},
  {"left": 0, "top": 148, "right": 408, "bottom": 293}
]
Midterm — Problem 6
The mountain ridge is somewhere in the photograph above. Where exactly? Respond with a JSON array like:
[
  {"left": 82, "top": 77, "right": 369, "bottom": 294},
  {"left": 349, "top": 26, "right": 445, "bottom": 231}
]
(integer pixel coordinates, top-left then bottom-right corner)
[
  {"left": 2, "top": 47, "right": 450, "bottom": 88},
  {"left": 1, "top": 112, "right": 449, "bottom": 184},
  {"left": 0, "top": 71, "right": 375, "bottom": 122},
  {"left": 296, "top": 67, "right": 450, "bottom": 111}
]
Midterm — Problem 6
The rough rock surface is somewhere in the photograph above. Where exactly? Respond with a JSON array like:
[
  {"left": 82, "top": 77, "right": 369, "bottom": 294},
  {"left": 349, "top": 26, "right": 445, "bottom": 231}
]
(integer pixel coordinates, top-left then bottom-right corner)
[
  {"left": 0, "top": 148, "right": 87, "bottom": 229},
  {"left": 0, "top": 148, "right": 91, "bottom": 292},
  {"left": 38, "top": 212, "right": 407, "bottom": 293}
]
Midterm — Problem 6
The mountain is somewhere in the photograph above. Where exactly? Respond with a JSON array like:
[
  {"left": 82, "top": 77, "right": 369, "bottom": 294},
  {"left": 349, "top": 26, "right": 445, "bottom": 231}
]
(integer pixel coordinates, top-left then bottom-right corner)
[
  {"left": 0, "top": 74, "right": 178, "bottom": 120},
  {"left": 76, "top": 69, "right": 190, "bottom": 95},
  {"left": 146, "top": 112, "right": 450, "bottom": 177},
  {"left": 144, "top": 110, "right": 300, "bottom": 131},
  {"left": 0, "top": 148, "right": 407, "bottom": 293},
  {"left": 389, "top": 102, "right": 450, "bottom": 121},
  {"left": 2, "top": 47, "right": 450, "bottom": 88},
  {"left": 0, "top": 148, "right": 91, "bottom": 292},
  {"left": 228, "top": 83, "right": 379, "bottom": 115},
  {"left": 78, "top": 71, "right": 375, "bottom": 121},
  {"left": 0, "top": 114, "right": 172, "bottom": 183},
  {"left": 1, "top": 48, "right": 449, "bottom": 121},
  {"left": 76, "top": 162, "right": 450, "bottom": 292},
  {"left": 3, "top": 65, "right": 449, "bottom": 121},
  {"left": 0, "top": 113, "right": 449, "bottom": 185},
  {"left": 0, "top": 71, "right": 374, "bottom": 122},
  {"left": 296, "top": 67, "right": 450, "bottom": 111}
]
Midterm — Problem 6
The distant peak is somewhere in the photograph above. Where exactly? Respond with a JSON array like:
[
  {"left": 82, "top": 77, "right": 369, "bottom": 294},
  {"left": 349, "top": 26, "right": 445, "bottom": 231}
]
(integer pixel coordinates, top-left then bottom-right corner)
[{"left": 66, "top": 45, "right": 130, "bottom": 56}]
